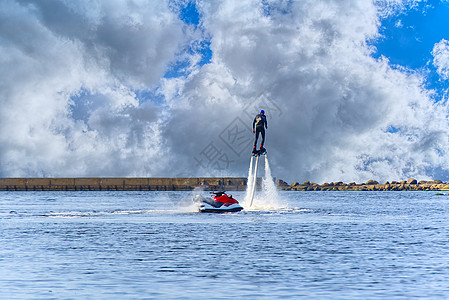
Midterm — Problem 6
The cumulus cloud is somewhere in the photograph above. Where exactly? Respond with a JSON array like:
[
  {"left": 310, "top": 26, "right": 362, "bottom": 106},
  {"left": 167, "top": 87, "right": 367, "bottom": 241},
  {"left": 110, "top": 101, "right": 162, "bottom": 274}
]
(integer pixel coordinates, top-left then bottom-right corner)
[
  {"left": 0, "top": 0, "right": 187, "bottom": 176},
  {"left": 432, "top": 39, "right": 449, "bottom": 80},
  {"left": 1, "top": 0, "right": 449, "bottom": 183},
  {"left": 163, "top": 0, "right": 449, "bottom": 183}
]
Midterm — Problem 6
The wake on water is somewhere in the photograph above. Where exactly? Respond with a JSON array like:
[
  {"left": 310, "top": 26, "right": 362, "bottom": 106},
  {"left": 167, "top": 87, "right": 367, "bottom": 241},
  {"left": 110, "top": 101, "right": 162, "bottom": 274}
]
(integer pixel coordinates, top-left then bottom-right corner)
[
  {"left": 182, "top": 155, "right": 287, "bottom": 213},
  {"left": 181, "top": 155, "right": 287, "bottom": 212}
]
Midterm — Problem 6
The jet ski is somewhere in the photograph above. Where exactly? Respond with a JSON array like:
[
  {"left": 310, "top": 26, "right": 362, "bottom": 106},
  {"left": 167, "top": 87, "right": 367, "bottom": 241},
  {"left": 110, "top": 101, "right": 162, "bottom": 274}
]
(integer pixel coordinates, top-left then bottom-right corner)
[{"left": 194, "top": 191, "right": 244, "bottom": 213}]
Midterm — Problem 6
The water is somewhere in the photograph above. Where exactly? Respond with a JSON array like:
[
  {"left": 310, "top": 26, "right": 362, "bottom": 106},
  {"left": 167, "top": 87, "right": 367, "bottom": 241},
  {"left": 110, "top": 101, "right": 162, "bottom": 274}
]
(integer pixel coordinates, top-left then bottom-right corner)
[
  {"left": 243, "top": 155, "right": 285, "bottom": 209},
  {"left": 244, "top": 156, "right": 255, "bottom": 204},
  {"left": 2, "top": 191, "right": 449, "bottom": 299}
]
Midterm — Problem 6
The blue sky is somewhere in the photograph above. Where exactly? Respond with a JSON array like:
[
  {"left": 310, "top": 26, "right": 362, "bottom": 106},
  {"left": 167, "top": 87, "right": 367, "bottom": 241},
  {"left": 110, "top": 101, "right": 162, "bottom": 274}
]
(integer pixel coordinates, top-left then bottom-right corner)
[
  {"left": 372, "top": 1, "right": 449, "bottom": 99},
  {"left": 164, "top": 1, "right": 211, "bottom": 79}
]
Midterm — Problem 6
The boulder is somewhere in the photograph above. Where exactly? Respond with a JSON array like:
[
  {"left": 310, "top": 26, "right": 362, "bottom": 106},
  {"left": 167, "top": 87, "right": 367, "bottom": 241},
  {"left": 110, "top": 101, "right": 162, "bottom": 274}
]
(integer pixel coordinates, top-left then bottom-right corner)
[
  {"left": 303, "top": 181, "right": 310, "bottom": 185},
  {"left": 276, "top": 179, "right": 289, "bottom": 187},
  {"left": 406, "top": 178, "right": 417, "bottom": 185},
  {"left": 366, "top": 180, "right": 379, "bottom": 185}
]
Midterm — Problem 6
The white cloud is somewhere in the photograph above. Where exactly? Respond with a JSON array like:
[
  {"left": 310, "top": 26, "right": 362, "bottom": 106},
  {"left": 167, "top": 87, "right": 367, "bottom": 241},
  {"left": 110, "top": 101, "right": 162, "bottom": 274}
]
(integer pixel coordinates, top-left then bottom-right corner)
[
  {"left": 0, "top": 0, "right": 184, "bottom": 176},
  {"left": 395, "top": 19, "right": 403, "bottom": 27},
  {"left": 432, "top": 39, "right": 449, "bottom": 80},
  {"left": 1, "top": 0, "right": 449, "bottom": 183},
  {"left": 375, "top": 0, "right": 426, "bottom": 18},
  {"left": 163, "top": 0, "right": 449, "bottom": 183}
]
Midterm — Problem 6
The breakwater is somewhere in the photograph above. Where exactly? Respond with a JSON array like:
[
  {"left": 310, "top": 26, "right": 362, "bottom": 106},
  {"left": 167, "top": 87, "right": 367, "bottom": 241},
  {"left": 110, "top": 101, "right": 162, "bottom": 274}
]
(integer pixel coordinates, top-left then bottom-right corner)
[
  {"left": 277, "top": 179, "right": 449, "bottom": 191},
  {"left": 0, "top": 178, "right": 249, "bottom": 191},
  {"left": 2, "top": 177, "right": 448, "bottom": 192}
]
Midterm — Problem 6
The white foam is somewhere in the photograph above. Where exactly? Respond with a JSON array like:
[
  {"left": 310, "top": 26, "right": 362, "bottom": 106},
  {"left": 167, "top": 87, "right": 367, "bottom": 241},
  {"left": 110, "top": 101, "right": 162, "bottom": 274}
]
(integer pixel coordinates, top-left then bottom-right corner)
[
  {"left": 243, "top": 156, "right": 254, "bottom": 205},
  {"left": 242, "top": 155, "right": 287, "bottom": 210},
  {"left": 176, "top": 187, "right": 205, "bottom": 213}
]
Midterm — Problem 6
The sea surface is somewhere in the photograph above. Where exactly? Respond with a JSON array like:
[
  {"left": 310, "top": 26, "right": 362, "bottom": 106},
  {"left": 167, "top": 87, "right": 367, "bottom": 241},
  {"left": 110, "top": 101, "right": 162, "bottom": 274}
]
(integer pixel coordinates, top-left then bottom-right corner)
[{"left": 1, "top": 190, "right": 449, "bottom": 299}]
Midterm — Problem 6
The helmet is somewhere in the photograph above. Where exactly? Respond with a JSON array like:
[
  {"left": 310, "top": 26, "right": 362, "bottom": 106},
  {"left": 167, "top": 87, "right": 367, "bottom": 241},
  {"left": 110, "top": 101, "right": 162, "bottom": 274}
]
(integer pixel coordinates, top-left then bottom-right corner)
[{"left": 260, "top": 110, "right": 264, "bottom": 114}]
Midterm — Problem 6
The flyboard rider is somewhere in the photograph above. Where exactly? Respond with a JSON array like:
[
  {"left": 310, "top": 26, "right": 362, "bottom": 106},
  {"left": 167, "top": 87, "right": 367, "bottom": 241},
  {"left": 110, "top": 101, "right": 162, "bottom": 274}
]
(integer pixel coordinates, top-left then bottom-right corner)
[{"left": 252, "top": 109, "right": 268, "bottom": 154}]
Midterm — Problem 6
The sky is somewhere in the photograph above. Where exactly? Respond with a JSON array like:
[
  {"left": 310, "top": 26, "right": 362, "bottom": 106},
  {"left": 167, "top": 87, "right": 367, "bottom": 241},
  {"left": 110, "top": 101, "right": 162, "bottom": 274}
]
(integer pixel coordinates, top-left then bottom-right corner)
[{"left": 1, "top": 0, "right": 449, "bottom": 183}]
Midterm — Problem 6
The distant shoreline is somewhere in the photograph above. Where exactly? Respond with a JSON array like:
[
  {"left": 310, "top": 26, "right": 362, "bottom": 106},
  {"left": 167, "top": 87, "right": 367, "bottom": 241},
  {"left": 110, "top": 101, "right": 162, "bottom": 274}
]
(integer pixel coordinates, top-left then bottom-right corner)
[
  {"left": 278, "top": 179, "right": 449, "bottom": 191},
  {"left": 1, "top": 177, "right": 448, "bottom": 191}
]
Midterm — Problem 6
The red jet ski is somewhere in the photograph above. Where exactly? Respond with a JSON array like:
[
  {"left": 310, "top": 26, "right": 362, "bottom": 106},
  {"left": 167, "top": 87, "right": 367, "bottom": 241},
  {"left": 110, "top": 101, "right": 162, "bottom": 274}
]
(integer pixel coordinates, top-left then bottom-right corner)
[{"left": 195, "top": 191, "right": 244, "bottom": 213}]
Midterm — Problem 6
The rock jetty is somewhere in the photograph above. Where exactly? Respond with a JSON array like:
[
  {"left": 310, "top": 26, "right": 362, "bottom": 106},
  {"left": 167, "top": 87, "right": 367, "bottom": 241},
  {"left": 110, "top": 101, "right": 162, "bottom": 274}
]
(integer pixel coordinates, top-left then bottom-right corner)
[{"left": 277, "top": 179, "right": 448, "bottom": 191}]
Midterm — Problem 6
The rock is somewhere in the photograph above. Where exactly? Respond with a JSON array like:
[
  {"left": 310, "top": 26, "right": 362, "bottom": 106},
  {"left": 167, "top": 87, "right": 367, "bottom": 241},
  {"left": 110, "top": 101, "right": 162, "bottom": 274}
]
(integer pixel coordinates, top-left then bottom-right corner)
[
  {"left": 366, "top": 180, "right": 379, "bottom": 185},
  {"left": 406, "top": 178, "right": 417, "bottom": 185},
  {"left": 303, "top": 181, "right": 310, "bottom": 185},
  {"left": 291, "top": 182, "right": 300, "bottom": 187},
  {"left": 433, "top": 180, "right": 443, "bottom": 184},
  {"left": 276, "top": 179, "right": 289, "bottom": 187}
]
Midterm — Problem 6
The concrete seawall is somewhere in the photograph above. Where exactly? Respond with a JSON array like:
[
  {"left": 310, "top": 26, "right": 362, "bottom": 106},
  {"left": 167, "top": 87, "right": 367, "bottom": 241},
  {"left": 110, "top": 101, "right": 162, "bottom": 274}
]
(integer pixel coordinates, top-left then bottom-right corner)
[{"left": 0, "top": 177, "right": 250, "bottom": 191}]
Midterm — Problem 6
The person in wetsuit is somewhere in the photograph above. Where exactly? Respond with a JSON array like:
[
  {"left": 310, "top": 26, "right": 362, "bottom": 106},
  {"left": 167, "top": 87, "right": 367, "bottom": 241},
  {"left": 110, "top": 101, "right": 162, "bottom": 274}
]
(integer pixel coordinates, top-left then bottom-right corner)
[{"left": 252, "top": 110, "right": 268, "bottom": 154}]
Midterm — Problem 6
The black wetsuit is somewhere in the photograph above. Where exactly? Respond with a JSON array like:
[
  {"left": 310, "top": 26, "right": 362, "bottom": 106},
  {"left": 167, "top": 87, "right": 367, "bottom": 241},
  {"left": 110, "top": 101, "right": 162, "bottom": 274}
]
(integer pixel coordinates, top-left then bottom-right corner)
[{"left": 253, "top": 113, "right": 267, "bottom": 148}]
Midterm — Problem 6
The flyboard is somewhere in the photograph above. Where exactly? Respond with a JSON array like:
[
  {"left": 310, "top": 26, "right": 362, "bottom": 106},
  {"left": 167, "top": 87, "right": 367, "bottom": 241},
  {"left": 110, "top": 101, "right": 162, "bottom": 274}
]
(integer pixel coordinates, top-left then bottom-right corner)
[{"left": 249, "top": 148, "right": 267, "bottom": 207}]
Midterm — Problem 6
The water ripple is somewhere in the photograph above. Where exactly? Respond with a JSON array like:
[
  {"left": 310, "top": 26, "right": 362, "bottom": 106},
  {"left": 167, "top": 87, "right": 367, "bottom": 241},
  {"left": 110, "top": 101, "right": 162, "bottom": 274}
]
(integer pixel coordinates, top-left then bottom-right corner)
[{"left": 1, "top": 191, "right": 449, "bottom": 299}]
